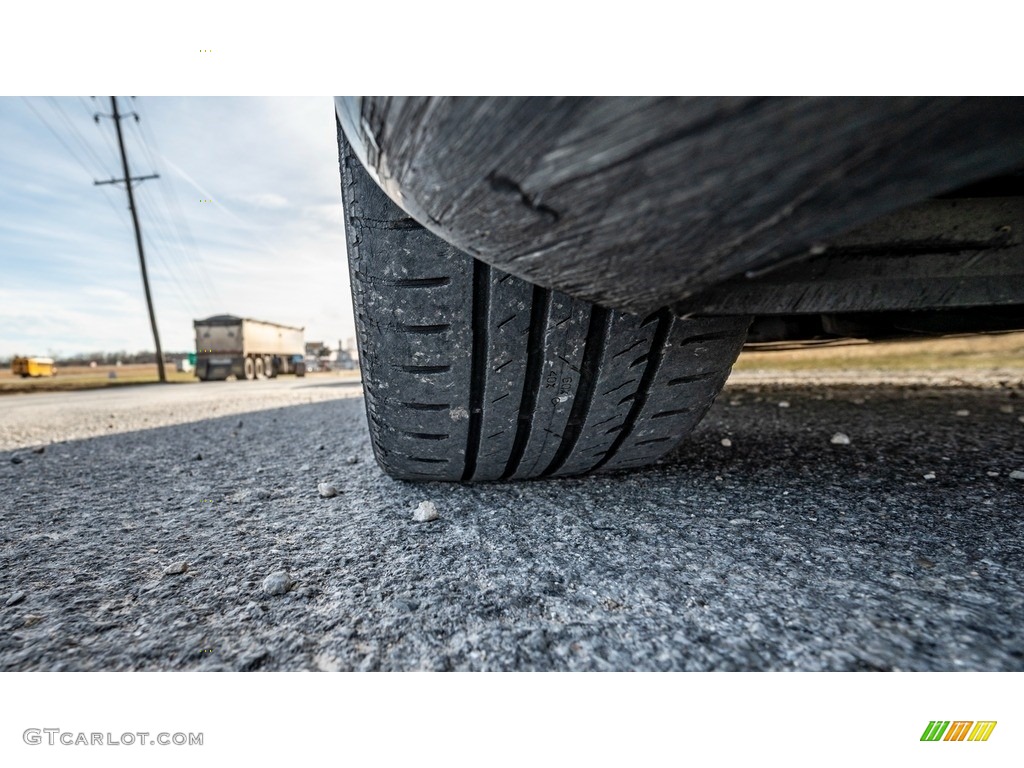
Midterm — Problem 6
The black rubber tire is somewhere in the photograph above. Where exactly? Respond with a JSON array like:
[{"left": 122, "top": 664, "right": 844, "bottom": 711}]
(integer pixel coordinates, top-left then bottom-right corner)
[
  {"left": 243, "top": 357, "right": 255, "bottom": 380},
  {"left": 265, "top": 356, "right": 276, "bottom": 378},
  {"left": 254, "top": 357, "right": 265, "bottom": 379},
  {"left": 340, "top": 125, "right": 750, "bottom": 482}
]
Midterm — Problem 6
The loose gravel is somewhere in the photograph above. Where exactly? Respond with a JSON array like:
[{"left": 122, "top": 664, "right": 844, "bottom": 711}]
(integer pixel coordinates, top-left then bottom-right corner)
[
  {"left": 412, "top": 501, "right": 440, "bottom": 523},
  {"left": 1, "top": 376, "right": 1022, "bottom": 671}
]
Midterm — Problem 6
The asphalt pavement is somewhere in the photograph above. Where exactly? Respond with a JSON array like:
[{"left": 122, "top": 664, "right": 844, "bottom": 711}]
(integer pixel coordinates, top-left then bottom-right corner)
[{"left": 1, "top": 376, "right": 1022, "bottom": 670}]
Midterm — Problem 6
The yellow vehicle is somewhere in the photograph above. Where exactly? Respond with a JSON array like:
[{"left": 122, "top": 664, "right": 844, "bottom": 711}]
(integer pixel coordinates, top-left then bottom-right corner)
[{"left": 11, "top": 356, "right": 57, "bottom": 378}]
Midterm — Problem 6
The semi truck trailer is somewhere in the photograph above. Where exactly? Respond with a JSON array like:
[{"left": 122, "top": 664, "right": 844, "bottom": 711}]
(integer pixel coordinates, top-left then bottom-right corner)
[{"left": 193, "top": 315, "right": 306, "bottom": 381}]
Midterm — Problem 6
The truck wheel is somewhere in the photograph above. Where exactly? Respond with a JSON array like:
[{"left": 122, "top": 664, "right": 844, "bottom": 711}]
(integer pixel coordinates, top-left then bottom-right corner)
[
  {"left": 265, "top": 356, "right": 276, "bottom": 378},
  {"left": 254, "top": 356, "right": 265, "bottom": 379},
  {"left": 341, "top": 129, "right": 750, "bottom": 482},
  {"left": 244, "top": 356, "right": 255, "bottom": 380}
]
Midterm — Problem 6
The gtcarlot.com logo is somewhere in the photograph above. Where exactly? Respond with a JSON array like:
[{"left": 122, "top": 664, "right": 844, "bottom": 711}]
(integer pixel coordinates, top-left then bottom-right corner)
[
  {"left": 920, "top": 721, "right": 997, "bottom": 742},
  {"left": 23, "top": 729, "right": 203, "bottom": 747}
]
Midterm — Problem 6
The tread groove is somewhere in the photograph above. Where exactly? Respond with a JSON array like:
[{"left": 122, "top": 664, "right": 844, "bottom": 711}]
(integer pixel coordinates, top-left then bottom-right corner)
[
  {"left": 629, "top": 354, "right": 649, "bottom": 369},
  {"left": 541, "top": 306, "right": 610, "bottom": 477},
  {"left": 399, "top": 402, "right": 451, "bottom": 411},
  {"left": 635, "top": 437, "right": 671, "bottom": 446},
  {"left": 391, "top": 276, "right": 450, "bottom": 288},
  {"left": 501, "top": 286, "right": 549, "bottom": 479},
  {"left": 601, "top": 378, "right": 637, "bottom": 397},
  {"left": 394, "top": 323, "right": 451, "bottom": 334},
  {"left": 592, "top": 309, "right": 673, "bottom": 471},
  {"left": 400, "top": 431, "right": 450, "bottom": 440},
  {"left": 347, "top": 273, "right": 450, "bottom": 288},
  {"left": 667, "top": 371, "right": 720, "bottom": 386},
  {"left": 651, "top": 407, "right": 692, "bottom": 419},
  {"left": 612, "top": 339, "right": 646, "bottom": 359},
  {"left": 398, "top": 365, "right": 451, "bottom": 374},
  {"left": 462, "top": 260, "right": 490, "bottom": 481}
]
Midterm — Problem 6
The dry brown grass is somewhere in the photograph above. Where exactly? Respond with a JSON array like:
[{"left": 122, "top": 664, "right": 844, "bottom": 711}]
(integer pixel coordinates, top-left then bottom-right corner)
[
  {"left": 0, "top": 363, "right": 196, "bottom": 394},
  {"left": 0, "top": 364, "right": 361, "bottom": 395},
  {"left": 734, "top": 331, "right": 1024, "bottom": 374}
]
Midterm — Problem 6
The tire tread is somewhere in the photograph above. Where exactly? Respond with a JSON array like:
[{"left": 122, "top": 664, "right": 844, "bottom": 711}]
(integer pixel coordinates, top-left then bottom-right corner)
[{"left": 340, "top": 122, "right": 749, "bottom": 482}]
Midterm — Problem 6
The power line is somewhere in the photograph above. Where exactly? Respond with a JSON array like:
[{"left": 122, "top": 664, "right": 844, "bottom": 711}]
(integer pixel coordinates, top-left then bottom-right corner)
[
  {"left": 139, "top": 116, "right": 223, "bottom": 308},
  {"left": 132, "top": 169, "right": 219, "bottom": 311},
  {"left": 21, "top": 97, "right": 103, "bottom": 180},
  {"left": 45, "top": 97, "right": 111, "bottom": 177},
  {"left": 76, "top": 96, "right": 95, "bottom": 122},
  {"left": 129, "top": 103, "right": 223, "bottom": 308},
  {"left": 141, "top": 228, "right": 204, "bottom": 318},
  {"left": 132, "top": 182, "right": 212, "bottom": 310},
  {"left": 96, "top": 184, "right": 203, "bottom": 318}
]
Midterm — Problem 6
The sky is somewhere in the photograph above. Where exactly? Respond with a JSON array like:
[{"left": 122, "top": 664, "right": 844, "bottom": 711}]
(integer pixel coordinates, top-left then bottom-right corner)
[{"left": 0, "top": 97, "right": 355, "bottom": 358}]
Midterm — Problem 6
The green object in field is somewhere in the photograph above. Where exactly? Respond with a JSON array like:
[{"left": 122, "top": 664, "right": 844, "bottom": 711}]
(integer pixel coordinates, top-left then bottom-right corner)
[{"left": 188, "top": 353, "right": 197, "bottom": 365}]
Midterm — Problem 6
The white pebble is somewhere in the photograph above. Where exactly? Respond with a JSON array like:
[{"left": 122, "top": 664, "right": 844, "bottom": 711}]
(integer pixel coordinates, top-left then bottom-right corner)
[
  {"left": 720, "top": 438, "right": 732, "bottom": 447},
  {"left": 412, "top": 500, "right": 439, "bottom": 522},
  {"left": 1010, "top": 470, "right": 1024, "bottom": 481},
  {"left": 262, "top": 571, "right": 292, "bottom": 596},
  {"left": 999, "top": 404, "right": 1014, "bottom": 414},
  {"left": 345, "top": 455, "right": 359, "bottom": 465},
  {"left": 923, "top": 472, "right": 936, "bottom": 481},
  {"left": 955, "top": 410, "right": 970, "bottom": 417},
  {"left": 299, "top": 464, "right": 311, "bottom": 472},
  {"left": 317, "top": 483, "right": 339, "bottom": 498},
  {"left": 778, "top": 401, "right": 790, "bottom": 408},
  {"left": 163, "top": 561, "right": 188, "bottom": 575},
  {"left": 986, "top": 471, "right": 1000, "bottom": 477},
  {"left": 830, "top": 432, "right": 851, "bottom": 445}
]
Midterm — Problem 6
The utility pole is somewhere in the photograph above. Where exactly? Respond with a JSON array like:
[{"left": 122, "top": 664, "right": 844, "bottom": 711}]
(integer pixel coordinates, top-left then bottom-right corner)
[{"left": 95, "top": 96, "right": 166, "bottom": 382}]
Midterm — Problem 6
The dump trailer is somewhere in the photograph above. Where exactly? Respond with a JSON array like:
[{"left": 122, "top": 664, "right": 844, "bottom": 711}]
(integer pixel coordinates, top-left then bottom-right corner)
[
  {"left": 11, "top": 356, "right": 57, "bottom": 378},
  {"left": 193, "top": 315, "right": 305, "bottom": 381}
]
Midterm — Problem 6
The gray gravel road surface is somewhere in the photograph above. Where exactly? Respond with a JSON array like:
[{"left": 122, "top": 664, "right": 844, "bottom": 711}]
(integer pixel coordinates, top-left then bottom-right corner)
[{"left": 1, "top": 376, "right": 1022, "bottom": 671}]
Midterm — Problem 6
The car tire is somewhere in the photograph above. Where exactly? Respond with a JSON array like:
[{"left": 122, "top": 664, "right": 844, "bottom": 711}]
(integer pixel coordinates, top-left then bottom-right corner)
[{"left": 340, "top": 125, "right": 750, "bottom": 482}]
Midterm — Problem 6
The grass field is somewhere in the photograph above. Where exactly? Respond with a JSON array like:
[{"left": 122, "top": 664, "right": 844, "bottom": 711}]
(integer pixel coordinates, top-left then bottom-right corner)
[
  {"left": 0, "top": 363, "right": 196, "bottom": 394},
  {"left": 0, "top": 364, "right": 361, "bottom": 394}
]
